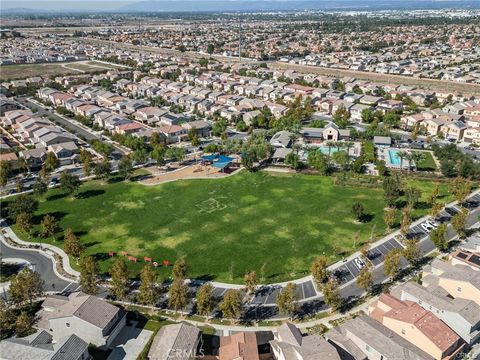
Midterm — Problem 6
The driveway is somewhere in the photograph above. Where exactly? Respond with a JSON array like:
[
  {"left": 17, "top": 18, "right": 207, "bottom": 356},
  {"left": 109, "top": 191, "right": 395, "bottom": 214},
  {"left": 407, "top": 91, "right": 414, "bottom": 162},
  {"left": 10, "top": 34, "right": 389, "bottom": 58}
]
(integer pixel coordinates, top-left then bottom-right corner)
[{"left": 107, "top": 322, "right": 153, "bottom": 360}]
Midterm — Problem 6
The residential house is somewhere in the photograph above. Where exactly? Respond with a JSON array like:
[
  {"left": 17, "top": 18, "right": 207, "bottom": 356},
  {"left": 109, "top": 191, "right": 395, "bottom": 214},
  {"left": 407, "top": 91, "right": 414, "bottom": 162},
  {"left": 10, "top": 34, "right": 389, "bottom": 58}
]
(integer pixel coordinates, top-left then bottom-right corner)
[
  {"left": 270, "top": 130, "right": 293, "bottom": 148},
  {"left": 391, "top": 281, "right": 480, "bottom": 345},
  {"left": 270, "top": 322, "right": 363, "bottom": 360},
  {"left": 326, "top": 315, "right": 435, "bottom": 360},
  {"left": 440, "top": 121, "right": 467, "bottom": 141},
  {"left": 350, "top": 103, "right": 372, "bottom": 121},
  {"left": 47, "top": 141, "right": 79, "bottom": 166},
  {"left": 219, "top": 332, "right": 260, "bottom": 360},
  {"left": 368, "top": 293, "right": 464, "bottom": 360},
  {"left": 449, "top": 249, "right": 480, "bottom": 271},
  {"left": 182, "top": 120, "right": 211, "bottom": 138},
  {"left": 147, "top": 323, "right": 200, "bottom": 360},
  {"left": 158, "top": 125, "right": 187, "bottom": 143},
  {"left": 36, "top": 292, "right": 126, "bottom": 348},
  {"left": 19, "top": 148, "right": 48, "bottom": 169},
  {"left": 422, "top": 259, "right": 480, "bottom": 306},
  {"left": 0, "top": 331, "right": 90, "bottom": 360}
]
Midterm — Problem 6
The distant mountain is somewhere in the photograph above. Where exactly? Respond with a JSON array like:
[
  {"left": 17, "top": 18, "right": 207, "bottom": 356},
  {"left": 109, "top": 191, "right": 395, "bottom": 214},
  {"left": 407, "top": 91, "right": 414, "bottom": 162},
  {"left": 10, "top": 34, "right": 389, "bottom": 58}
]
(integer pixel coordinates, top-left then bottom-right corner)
[
  {"left": 1, "top": 7, "right": 54, "bottom": 14},
  {"left": 2, "top": 0, "right": 479, "bottom": 15},
  {"left": 118, "top": 0, "right": 480, "bottom": 12}
]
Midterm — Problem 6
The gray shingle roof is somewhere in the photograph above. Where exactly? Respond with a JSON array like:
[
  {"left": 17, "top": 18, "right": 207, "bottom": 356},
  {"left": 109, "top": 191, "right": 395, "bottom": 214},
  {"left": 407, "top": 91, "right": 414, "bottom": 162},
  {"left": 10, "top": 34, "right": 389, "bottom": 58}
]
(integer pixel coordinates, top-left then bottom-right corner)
[
  {"left": 148, "top": 323, "right": 200, "bottom": 360},
  {"left": 51, "top": 334, "right": 88, "bottom": 360}
]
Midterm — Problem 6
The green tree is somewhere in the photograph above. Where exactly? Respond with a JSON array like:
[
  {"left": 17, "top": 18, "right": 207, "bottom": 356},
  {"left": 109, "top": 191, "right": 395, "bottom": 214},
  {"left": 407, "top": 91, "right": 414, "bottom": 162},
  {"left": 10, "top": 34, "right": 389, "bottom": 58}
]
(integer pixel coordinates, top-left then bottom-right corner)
[
  {"left": 244, "top": 271, "right": 258, "bottom": 295},
  {"left": 403, "top": 238, "right": 421, "bottom": 267},
  {"left": 151, "top": 145, "right": 166, "bottom": 166},
  {"left": 0, "top": 160, "right": 11, "bottom": 186},
  {"left": 95, "top": 159, "right": 111, "bottom": 180},
  {"left": 8, "top": 194, "right": 38, "bottom": 219},
  {"left": 172, "top": 258, "right": 188, "bottom": 281},
  {"left": 138, "top": 265, "right": 157, "bottom": 305},
  {"left": 351, "top": 202, "right": 365, "bottom": 222},
  {"left": 311, "top": 256, "right": 330, "bottom": 288},
  {"left": 15, "top": 312, "right": 34, "bottom": 338},
  {"left": 40, "top": 214, "right": 57, "bottom": 238},
  {"left": 64, "top": 228, "right": 83, "bottom": 263},
  {"left": 400, "top": 207, "right": 412, "bottom": 236},
  {"left": 321, "top": 278, "right": 342, "bottom": 311},
  {"left": 276, "top": 282, "right": 297, "bottom": 319},
  {"left": 207, "top": 43, "right": 215, "bottom": 54},
  {"left": 356, "top": 264, "right": 374, "bottom": 293},
  {"left": 196, "top": 283, "right": 215, "bottom": 319},
  {"left": 219, "top": 289, "right": 243, "bottom": 321},
  {"left": 9, "top": 267, "right": 44, "bottom": 304},
  {"left": 16, "top": 212, "right": 32, "bottom": 233},
  {"left": 451, "top": 208, "right": 468, "bottom": 239},
  {"left": 383, "top": 249, "right": 401, "bottom": 280},
  {"left": 307, "top": 150, "right": 329, "bottom": 175},
  {"left": 285, "top": 152, "right": 301, "bottom": 170},
  {"left": 382, "top": 176, "right": 401, "bottom": 207},
  {"left": 427, "top": 184, "right": 439, "bottom": 206},
  {"left": 430, "top": 201, "right": 444, "bottom": 219},
  {"left": 333, "top": 105, "right": 350, "bottom": 129},
  {"left": 118, "top": 156, "right": 134, "bottom": 180},
  {"left": 430, "top": 223, "right": 448, "bottom": 251},
  {"left": 449, "top": 177, "right": 471, "bottom": 205},
  {"left": 80, "top": 149, "right": 93, "bottom": 176},
  {"left": 60, "top": 171, "right": 81, "bottom": 195},
  {"left": 33, "top": 177, "right": 48, "bottom": 196},
  {"left": 110, "top": 258, "right": 130, "bottom": 301},
  {"left": 168, "top": 278, "right": 189, "bottom": 313},
  {"left": 0, "top": 299, "right": 15, "bottom": 339},
  {"left": 383, "top": 207, "right": 397, "bottom": 229},
  {"left": 80, "top": 256, "right": 98, "bottom": 295},
  {"left": 43, "top": 152, "right": 59, "bottom": 174},
  {"left": 332, "top": 150, "right": 350, "bottom": 172},
  {"left": 405, "top": 187, "right": 421, "bottom": 208}
]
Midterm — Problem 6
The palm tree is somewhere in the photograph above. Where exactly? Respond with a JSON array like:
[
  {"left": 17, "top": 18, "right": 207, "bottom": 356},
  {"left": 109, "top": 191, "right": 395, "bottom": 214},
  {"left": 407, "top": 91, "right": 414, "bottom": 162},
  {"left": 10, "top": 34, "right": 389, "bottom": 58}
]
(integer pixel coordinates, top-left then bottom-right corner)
[
  {"left": 404, "top": 153, "right": 414, "bottom": 172},
  {"left": 410, "top": 152, "right": 425, "bottom": 171},
  {"left": 396, "top": 150, "right": 408, "bottom": 170}
]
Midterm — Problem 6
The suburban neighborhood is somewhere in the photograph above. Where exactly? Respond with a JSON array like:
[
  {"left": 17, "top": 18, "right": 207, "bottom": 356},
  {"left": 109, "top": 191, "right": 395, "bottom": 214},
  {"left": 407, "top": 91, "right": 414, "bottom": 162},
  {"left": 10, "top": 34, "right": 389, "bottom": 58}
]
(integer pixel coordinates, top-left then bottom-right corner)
[{"left": 0, "top": 2, "right": 480, "bottom": 360}]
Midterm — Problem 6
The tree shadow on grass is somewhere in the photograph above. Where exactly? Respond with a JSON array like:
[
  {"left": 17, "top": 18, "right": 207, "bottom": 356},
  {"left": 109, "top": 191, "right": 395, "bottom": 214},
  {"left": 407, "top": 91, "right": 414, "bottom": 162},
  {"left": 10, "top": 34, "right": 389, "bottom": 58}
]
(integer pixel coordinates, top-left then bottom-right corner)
[
  {"left": 76, "top": 189, "right": 105, "bottom": 199},
  {"left": 194, "top": 274, "right": 215, "bottom": 282},
  {"left": 107, "top": 176, "right": 124, "bottom": 184},
  {"left": 92, "top": 252, "right": 110, "bottom": 261},
  {"left": 32, "top": 211, "right": 67, "bottom": 224},
  {"left": 83, "top": 241, "right": 100, "bottom": 248},
  {"left": 359, "top": 213, "right": 374, "bottom": 223},
  {"left": 47, "top": 193, "right": 67, "bottom": 201}
]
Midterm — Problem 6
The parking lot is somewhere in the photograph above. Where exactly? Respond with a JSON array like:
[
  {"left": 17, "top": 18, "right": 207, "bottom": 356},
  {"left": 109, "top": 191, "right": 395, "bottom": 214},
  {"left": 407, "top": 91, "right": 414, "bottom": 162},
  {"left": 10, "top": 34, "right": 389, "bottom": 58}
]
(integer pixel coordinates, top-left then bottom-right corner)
[
  {"left": 250, "top": 279, "right": 317, "bottom": 306},
  {"left": 333, "top": 237, "right": 404, "bottom": 284}
]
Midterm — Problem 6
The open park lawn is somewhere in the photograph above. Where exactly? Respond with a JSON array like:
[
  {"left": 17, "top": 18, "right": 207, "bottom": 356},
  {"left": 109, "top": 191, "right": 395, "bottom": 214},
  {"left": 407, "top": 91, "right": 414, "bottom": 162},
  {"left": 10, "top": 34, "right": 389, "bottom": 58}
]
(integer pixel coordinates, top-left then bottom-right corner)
[{"left": 4, "top": 172, "right": 452, "bottom": 283}]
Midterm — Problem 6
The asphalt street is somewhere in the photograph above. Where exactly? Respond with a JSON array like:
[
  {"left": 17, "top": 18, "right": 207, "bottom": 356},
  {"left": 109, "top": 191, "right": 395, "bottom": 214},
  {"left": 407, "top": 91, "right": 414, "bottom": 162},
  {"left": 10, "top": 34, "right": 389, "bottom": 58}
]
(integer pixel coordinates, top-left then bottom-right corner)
[{"left": 0, "top": 241, "right": 76, "bottom": 293}]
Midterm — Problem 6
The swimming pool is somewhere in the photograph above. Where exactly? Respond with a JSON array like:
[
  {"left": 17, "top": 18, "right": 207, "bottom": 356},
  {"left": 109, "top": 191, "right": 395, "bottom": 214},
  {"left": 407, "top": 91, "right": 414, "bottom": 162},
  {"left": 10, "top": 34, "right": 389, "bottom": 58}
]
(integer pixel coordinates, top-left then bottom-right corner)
[
  {"left": 317, "top": 146, "right": 343, "bottom": 155},
  {"left": 388, "top": 149, "right": 402, "bottom": 165}
]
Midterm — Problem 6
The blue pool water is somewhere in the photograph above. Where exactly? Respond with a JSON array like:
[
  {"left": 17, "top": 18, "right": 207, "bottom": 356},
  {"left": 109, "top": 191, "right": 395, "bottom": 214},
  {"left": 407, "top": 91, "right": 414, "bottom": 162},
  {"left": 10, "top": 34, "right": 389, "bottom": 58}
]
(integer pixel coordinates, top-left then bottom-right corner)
[
  {"left": 388, "top": 149, "right": 402, "bottom": 165},
  {"left": 317, "top": 146, "right": 343, "bottom": 155}
]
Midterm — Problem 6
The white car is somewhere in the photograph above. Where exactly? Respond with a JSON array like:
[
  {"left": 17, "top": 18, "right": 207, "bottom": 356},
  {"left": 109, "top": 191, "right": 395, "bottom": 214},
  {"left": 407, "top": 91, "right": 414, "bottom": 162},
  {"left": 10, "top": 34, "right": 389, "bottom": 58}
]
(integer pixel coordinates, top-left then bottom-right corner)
[
  {"left": 425, "top": 220, "right": 439, "bottom": 228},
  {"left": 354, "top": 258, "right": 366, "bottom": 269}
]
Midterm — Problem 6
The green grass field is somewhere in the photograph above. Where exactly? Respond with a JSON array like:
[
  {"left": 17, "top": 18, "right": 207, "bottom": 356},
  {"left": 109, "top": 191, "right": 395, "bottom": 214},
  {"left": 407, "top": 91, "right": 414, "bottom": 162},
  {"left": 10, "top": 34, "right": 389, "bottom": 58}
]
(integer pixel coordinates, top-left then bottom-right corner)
[
  {"left": 4, "top": 172, "right": 452, "bottom": 283},
  {"left": 414, "top": 151, "right": 437, "bottom": 171}
]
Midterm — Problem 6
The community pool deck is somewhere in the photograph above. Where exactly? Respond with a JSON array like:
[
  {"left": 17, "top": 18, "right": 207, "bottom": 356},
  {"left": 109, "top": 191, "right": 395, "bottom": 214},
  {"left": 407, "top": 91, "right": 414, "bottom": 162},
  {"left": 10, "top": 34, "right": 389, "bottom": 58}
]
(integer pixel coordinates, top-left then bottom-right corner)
[{"left": 380, "top": 147, "right": 415, "bottom": 170}]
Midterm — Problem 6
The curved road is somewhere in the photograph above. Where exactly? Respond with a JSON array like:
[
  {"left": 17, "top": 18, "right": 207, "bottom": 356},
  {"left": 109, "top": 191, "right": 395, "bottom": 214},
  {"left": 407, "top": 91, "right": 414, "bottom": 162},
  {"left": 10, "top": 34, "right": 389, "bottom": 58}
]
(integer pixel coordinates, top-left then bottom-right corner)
[{"left": 0, "top": 241, "right": 76, "bottom": 293}]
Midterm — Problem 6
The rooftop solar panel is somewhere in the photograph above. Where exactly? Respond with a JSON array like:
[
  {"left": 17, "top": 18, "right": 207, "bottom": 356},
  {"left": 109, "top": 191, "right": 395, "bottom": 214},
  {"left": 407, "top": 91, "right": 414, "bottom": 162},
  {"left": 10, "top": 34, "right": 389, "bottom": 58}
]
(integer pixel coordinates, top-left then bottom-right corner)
[{"left": 470, "top": 255, "right": 480, "bottom": 266}]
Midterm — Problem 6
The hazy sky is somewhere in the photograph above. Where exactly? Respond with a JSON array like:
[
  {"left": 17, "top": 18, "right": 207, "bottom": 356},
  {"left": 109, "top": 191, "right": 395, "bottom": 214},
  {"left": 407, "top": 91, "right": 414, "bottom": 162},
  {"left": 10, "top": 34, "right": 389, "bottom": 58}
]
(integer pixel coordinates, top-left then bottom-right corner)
[
  {"left": 2, "top": 1, "right": 136, "bottom": 11},
  {"left": 2, "top": 0, "right": 476, "bottom": 11}
]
